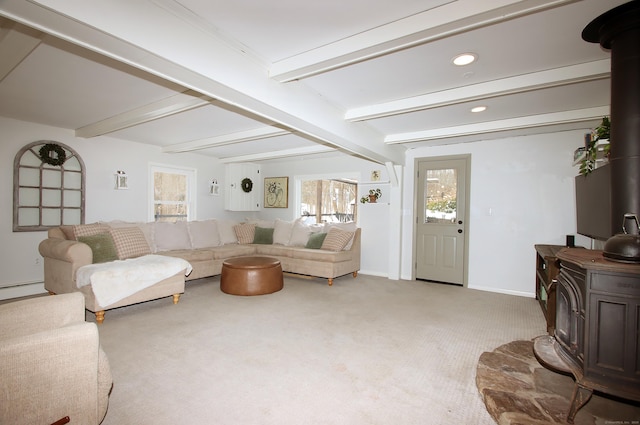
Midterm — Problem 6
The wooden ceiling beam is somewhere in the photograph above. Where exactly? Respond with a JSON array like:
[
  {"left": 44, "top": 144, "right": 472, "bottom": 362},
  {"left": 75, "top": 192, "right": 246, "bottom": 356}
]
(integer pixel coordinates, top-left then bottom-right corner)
[
  {"left": 384, "top": 106, "right": 610, "bottom": 144},
  {"left": 220, "top": 145, "right": 335, "bottom": 163},
  {"left": 163, "top": 126, "right": 290, "bottom": 153},
  {"left": 75, "top": 90, "right": 213, "bottom": 138}
]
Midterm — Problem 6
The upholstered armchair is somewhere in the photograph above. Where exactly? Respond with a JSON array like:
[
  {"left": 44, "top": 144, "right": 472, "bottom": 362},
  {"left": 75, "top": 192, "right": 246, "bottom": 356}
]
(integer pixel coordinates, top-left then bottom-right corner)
[{"left": 0, "top": 292, "right": 112, "bottom": 424}]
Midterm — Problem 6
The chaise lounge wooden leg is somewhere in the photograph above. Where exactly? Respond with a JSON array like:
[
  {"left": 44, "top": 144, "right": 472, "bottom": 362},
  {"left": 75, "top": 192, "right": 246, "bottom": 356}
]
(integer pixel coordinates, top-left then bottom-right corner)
[
  {"left": 173, "top": 293, "right": 181, "bottom": 304},
  {"left": 95, "top": 310, "right": 105, "bottom": 324},
  {"left": 352, "top": 271, "right": 358, "bottom": 278},
  {"left": 328, "top": 278, "right": 333, "bottom": 286}
]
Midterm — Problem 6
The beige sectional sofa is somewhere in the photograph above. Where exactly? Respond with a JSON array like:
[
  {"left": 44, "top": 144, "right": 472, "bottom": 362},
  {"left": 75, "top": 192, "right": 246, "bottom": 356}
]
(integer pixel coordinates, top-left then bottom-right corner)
[{"left": 39, "top": 218, "right": 360, "bottom": 322}]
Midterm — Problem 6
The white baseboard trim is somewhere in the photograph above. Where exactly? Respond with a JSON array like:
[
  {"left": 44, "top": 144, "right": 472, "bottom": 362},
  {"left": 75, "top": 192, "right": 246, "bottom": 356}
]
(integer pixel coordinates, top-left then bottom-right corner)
[
  {"left": 0, "top": 281, "right": 47, "bottom": 301},
  {"left": 358, "top": 270, "right": 389, "bottom": 278},
  {"left": 467, "top": 284, "right": 535, "bottom": 298}
]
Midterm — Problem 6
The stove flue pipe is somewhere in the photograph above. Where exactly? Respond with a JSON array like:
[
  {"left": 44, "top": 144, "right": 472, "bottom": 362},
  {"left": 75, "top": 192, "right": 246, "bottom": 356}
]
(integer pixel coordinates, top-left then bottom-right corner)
[{"left": 583, "top": 1, "right": 640, "bottom": 239}]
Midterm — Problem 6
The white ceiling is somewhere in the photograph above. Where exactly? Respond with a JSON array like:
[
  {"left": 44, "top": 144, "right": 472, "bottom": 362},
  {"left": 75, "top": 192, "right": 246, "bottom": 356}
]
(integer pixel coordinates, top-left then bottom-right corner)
[{"left": 0, "top": 0, "right": 624, "bottom": 165}]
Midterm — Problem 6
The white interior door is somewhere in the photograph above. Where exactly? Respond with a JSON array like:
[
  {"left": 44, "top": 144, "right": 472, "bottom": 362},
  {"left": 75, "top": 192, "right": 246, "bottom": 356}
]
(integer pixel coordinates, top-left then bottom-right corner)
[{"left": 415, "top": 156, "right": 469, "bottom": 285}]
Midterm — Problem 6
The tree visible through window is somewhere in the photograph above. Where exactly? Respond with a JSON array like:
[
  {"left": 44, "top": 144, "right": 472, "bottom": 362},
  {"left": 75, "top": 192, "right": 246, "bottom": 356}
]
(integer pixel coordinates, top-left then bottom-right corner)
[
  {"left": 300, "top": 179, "right": 356, "bottom": 224},
  {"left": 151, "top": 165, "right": 195, "bottom": 222}
]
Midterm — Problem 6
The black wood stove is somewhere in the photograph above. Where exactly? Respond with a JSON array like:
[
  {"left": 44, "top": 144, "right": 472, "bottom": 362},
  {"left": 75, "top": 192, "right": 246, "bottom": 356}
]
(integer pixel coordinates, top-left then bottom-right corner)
[{"left": 533, "top": 2, "right": 640, "bottom": 423}]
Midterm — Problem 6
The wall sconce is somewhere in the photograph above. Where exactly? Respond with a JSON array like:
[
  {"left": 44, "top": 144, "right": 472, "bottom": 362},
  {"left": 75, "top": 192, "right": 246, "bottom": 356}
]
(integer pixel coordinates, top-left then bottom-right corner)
[
  {"left": 115, "top": 170, "right": 128, "bottom": 190},
  {"left": 209, "top": 179, "right": 220, "bottom": 196}
]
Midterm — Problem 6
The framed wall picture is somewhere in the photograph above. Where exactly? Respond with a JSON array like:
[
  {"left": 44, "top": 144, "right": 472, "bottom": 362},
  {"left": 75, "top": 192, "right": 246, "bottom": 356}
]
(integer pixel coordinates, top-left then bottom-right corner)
[{"left": 264, "top": 177, "right": 288, "bottom": 208}]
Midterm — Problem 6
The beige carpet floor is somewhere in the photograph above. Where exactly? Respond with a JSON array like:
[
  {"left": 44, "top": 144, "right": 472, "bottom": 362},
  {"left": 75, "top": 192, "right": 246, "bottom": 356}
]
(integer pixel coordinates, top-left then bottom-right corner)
[{"left": 94, "top": 274, "right": 547, "bottom": 425}]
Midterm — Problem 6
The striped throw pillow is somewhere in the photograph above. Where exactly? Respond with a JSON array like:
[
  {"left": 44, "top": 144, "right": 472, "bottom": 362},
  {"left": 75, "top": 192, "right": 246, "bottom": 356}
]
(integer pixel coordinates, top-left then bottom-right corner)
[
  {"left": 233, "top": 223, "right": 256, "bottom": 244},
  {"left": 321, "top": 227, "right": 355, "bottom": 252}
]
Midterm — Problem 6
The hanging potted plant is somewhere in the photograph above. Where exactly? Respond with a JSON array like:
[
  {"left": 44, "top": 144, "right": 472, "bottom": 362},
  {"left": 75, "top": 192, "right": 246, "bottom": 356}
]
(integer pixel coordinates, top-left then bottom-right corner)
[
  {"left": 360, "top": 188, "right": 382, "bottom": 203},
  {"left": 580, "top": 116, "right": 610, "bottom": 176}
]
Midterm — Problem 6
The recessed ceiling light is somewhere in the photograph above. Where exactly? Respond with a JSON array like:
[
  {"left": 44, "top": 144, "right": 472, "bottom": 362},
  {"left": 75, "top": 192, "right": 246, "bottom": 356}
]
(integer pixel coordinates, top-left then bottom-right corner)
[
  {"left": 453, "top": 53, "right": 477, "bottom": 66},
  {"left": 471, "top": 106, "right": 487, "bottom": 113}
]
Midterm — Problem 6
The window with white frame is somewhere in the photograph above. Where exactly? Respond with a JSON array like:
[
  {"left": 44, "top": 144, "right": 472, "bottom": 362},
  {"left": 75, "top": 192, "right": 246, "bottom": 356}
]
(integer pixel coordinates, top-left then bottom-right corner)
[
  {"left": 297, "top": 176, "right": 357, "bottom": 224},
  {"left": 149, "top": 164, "right": 196, "bottom": 222}
]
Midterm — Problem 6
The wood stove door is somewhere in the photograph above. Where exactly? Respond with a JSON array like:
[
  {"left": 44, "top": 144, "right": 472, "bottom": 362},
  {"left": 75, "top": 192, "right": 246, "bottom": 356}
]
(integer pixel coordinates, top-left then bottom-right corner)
[
  {"left": 555, "top": 268, "right": 585, "bottom": 366},
  {"left": 586, "top": 272, "right": 640, "bottom": 394}
]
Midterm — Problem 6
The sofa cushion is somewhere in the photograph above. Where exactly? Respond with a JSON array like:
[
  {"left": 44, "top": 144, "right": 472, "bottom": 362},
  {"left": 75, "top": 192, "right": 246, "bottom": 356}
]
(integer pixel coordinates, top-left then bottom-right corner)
[
  {"left": 188, "top": 220, "right": 221, "bottom": 248},
  {"left": 207, "top": 244, "right": 256, "bottom": 259},
  {"left": 253, "top": 226, "right": 274, "bottom": 244},
  {"left": 217, "top": 220, "right": 239, "bottom": 245},
  {"left": 321, "top": 227, "right": 355, "bottom": 251},
  {"left": 155, "top": 221, "right": 191, "bottom": 251},
  {"left": 305, "top": 232, "right": 327, "bottom": 249},
  {"left": 78, "top": 233, "right": 118, "bottom": 264},
  {"left": 288, "top": 221, "right": 322, "bottom": 246},
  {"left": 248, "top": 219, "right": 275, "bottom": 228},
  {"left": 109, "top": 227, "right": 151, "bottom": 259},
  {"left": 253, "top": 244, "right": 294, "bottom": 257},
  {"left": 159, "top": 249, "right": 214, "bottom": 262},
  {"left": 234, "top": 223, "right": 256, "bottom": 244},
  {"left": 73, "top": 223, "right": 110, "bottom": 240},
  {"left": 272, "top": 219, "right": 294, "bottom": 245}
]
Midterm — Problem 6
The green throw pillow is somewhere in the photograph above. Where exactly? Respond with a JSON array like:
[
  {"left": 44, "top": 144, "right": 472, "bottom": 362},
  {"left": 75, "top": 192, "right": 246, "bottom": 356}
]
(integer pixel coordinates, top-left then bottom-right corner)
[
  {"left": 253, "top": 226, "right": 275, "bottom": 244},
  {"left": 78, "top": 233, "right": 118, "bottom": 264},
  {"left": 305, "top": 232, "right": 327, "bottom": 249}
]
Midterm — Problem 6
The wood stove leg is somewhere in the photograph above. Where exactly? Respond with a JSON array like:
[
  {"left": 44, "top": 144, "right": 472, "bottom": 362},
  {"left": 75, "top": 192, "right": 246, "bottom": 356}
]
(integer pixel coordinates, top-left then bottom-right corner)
[
  {"left": 567, "top": 383, "right": 592, "bottom": 424},
  {"left": 95, "top": 310, "right": 105, "bottom": 324}
]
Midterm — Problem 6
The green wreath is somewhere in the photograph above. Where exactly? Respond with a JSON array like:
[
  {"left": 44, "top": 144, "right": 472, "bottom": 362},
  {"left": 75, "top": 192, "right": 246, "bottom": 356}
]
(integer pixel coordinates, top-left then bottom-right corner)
[
  {"left": 241, "top": 178, "right": 253, "bottom": 193},
  {"left": 38, "top": 143, "right": 67, "bottom": 166}
]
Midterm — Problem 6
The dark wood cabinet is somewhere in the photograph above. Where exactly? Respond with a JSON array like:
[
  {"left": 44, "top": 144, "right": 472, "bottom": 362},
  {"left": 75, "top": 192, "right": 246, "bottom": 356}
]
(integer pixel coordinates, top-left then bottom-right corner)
[{"left": 535, "top": 244, "right": 563, "bottom": 334}]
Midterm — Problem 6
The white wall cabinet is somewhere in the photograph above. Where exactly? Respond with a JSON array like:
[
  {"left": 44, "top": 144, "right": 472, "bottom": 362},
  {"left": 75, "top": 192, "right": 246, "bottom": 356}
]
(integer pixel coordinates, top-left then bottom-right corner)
[{"left": 225, "top": 163, "right": 261, "bottom": 211}]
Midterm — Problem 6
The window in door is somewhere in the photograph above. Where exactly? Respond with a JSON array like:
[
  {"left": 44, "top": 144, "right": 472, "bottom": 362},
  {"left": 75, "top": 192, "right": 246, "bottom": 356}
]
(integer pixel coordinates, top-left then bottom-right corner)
[
  {"left": 424, "top": 168, "right": 457, "bottom": 224},
  {"left": 150, "top": 165, "right": 196, "bottom": 222},
  {"left": 299, "top": 179, "right": 357, "bottom": 224}
]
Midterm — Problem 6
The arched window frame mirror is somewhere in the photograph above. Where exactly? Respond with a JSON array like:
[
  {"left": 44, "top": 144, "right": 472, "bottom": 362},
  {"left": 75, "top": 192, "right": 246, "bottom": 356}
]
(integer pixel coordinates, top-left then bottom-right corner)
[{"left": 13, "top": 141, "right": 86, "bottom": 232}]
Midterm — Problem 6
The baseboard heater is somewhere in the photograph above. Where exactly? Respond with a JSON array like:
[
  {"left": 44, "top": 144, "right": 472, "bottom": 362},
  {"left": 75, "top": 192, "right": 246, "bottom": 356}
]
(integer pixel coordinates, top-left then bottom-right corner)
[{"left": 0, "top": 281, "right": 46, "bottom": 301}]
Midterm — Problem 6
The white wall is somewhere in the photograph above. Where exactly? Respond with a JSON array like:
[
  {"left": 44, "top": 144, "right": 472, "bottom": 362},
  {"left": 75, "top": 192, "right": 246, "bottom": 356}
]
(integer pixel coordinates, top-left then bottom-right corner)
[
  {"left": 402, "top": 129, "right": 592, "bottom": 296},
  {"left": 0, "top": 116, "right": 231, "bottom": 291}
]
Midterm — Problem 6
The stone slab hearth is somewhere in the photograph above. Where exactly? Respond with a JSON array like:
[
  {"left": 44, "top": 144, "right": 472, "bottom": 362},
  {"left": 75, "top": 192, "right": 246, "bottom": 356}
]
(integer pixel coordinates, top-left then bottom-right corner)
[{"left": 476, "top": 340, "right": 640, "bottom": 425}]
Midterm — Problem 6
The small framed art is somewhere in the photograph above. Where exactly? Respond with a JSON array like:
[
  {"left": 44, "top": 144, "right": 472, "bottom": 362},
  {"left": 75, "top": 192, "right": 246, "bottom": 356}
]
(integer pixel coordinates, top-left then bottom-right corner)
[{"left": 264, "top": 177, "right": 288, "bottom": 208}]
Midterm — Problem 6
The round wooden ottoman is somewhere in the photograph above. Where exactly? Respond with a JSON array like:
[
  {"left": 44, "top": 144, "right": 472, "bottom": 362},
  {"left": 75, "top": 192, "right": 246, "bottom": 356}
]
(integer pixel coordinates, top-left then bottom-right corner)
[{"left": 220, "top": 256, "right": 283, "bottom": 296}]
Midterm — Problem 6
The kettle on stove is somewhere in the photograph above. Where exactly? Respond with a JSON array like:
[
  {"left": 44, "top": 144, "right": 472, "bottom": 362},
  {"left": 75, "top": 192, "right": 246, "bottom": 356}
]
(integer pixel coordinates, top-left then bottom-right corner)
[{"left": 603, "top": 213, "right": 640, "bottom": 263}]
